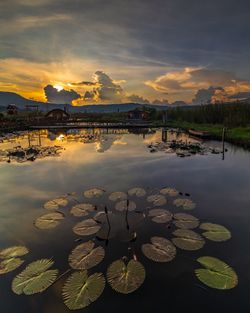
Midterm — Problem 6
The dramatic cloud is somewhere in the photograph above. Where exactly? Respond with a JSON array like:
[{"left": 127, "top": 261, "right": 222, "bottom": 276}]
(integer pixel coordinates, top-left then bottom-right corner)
[
  {"left": 146, "top": 67, "right": 250, "bottom": 103},
  {"left": 1, "top": 0, "right": 250, "bottom": 104},
  {"left": 79, "top": 71, "right": 124, "bottom": 103},
  {"left": 145, "top": 68, "right": 237, "bottom": 93},
  {"left": 192, "top": 86, "right": 225, "bottom": 105},
  {"left": 44, "top": 85, "right": 81, "bottom": 104},
  {"left": 127, "top": 94, "right": 150, "bottom": 104}
]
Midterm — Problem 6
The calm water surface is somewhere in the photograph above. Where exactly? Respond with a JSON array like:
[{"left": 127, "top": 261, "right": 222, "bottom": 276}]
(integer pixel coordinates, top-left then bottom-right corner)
[{"left": 0, "top": 128, "right": 250, "bottom": 313}]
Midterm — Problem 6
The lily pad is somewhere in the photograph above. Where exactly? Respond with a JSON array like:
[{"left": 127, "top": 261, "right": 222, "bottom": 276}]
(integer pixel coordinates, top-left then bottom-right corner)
[
  {"left": 142, "top": 237, "right": 176, "bottom": 262},
  {"left": 93, "top": 211, "right": 112, "bottom": 223},
  {"left": 199, "top": 223, "right": 231, "bottom": 242},
  {"left": 12, "top": 259, "right": 58, "bottom": 295},
  {"left": 115, "top": 200, "right": 136, "bottom": 212},
  {"left": 173, "top": 198, "right": 196, "bottom": 210},
  {"left": 44, "top": 197, "right": 68, "bottom": 210},
  {"left": 0, "top": 258, "right": 24, "bottom": 275},
  {"left": 69, "top": 241, "right": 105, "bottom": 270},
  {"left": 63, "top": 271, "right": 105, "bottom": 310},
  {"left": 73, "top": 219, "right": 101, "bottom": 236},
  {"left": 128, "top": 187, "right": 146, "bottom": 197},
  {"left": 70, "top": 203, "right": 95, "bottom": 217},
  {"left": 160, "top": 188, "right": 179, "bottom": 197},
  {"left": 109, "top": 191, "right": 127, "bottom": 202},
  {"left": 0, "top": 246, "right": 29, "bottom": 259},
  {"left": 84, "top": 188, "right": 105, "bottom": 199},
  {"left": 195, "top": 256, "right": 238, "bottom": 290},
  {"left": 172, "top": 229, "right": 205, "bottom": 250},
  {"left": 148, "top": 209, "right": 172, "bottom": 223},
  {"left": 107, "top": 259, "right": 145, "bottom": 294},
  {"left": 34, "top": 212, "right": 65, "bottom": 230},
  {"left": 174, "top": 213, "right": 199, "bottom": 229},
  {"left": 147, "top": 194, "right": 167, "bottom": 206}
]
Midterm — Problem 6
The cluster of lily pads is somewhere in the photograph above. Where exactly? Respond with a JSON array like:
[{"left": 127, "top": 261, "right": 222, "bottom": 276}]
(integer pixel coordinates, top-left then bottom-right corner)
[
  {"left": 147, "top": 140, "right": 222, "bottom": 157},
  {"left": 0, "top": 186, "right": 238, "bottom": 310},
  {"left": 0, "top": 145, "right": 63, "bottom": 163}
]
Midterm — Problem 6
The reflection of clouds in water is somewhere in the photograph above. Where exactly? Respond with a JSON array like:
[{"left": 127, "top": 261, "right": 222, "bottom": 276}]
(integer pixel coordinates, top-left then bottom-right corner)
[{"left": 95, "top": 135, "right": 123, "bottom": 153}]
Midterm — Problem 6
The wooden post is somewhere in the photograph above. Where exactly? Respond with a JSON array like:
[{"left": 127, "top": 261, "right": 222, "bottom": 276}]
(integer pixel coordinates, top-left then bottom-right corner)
[
  {"left": 222, "top": 127, "right": 226, "bottom": 160},
  {"left": 28, "top": 131, "right": 31, "bottom": 147},
  {"left": 38, "top": 130, "right": 41, "bottom": 146}
]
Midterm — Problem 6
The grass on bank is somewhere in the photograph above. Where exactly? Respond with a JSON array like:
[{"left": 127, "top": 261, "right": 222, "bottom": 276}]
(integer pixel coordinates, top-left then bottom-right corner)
[{"left": 165, "top": 121, "right": 250, "bottom": 148}]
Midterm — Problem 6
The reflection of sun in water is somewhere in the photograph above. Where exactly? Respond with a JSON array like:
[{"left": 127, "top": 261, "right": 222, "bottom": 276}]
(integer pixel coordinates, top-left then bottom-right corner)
[{"left": 54, "top": 84, "right": 63, "bottom": 92}]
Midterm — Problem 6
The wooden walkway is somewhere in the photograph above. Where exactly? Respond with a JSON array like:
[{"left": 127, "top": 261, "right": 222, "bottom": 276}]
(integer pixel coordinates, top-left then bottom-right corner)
[{"left": 29, "top": 122, "right": 152, "bottom": 129}]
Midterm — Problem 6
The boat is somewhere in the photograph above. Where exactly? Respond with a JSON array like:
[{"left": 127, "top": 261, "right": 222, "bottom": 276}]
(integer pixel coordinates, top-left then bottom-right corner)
[{"left": 188, "top": 129, "right": 211, "bottom": 139}]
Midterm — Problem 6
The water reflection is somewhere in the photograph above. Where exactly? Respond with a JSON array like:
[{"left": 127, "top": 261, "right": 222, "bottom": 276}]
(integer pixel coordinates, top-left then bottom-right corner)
[{"left": 0, "top": 128, "right": 250, "bottom": 312}]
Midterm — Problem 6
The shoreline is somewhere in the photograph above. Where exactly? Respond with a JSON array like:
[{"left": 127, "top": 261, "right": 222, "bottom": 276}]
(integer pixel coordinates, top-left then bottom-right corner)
[{"left": 1, "top": 121, "right": 250, "bottom": 149}]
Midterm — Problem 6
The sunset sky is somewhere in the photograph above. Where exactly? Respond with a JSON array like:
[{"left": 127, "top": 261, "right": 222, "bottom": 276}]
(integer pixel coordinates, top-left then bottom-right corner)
[{"left": 1, "top": 0, "right": 250, "bottom": 105}]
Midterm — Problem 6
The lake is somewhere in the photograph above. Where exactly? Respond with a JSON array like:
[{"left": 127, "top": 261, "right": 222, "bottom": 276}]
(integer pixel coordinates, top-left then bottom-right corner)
[{"left": 0, "top": 128, "right": 249, "bottom": 312}]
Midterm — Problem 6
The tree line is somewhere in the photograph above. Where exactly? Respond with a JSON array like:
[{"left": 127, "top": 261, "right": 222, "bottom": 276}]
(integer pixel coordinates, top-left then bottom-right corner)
[{"left": 167, "top": 102, "right": 250, "bottom": 127}]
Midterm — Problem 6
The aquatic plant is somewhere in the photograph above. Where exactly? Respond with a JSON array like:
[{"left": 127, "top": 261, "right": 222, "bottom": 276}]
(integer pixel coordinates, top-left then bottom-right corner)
[
  {"left": 63, "top": 271, "right": 105, "bottom": 310},
  {"left": 69, "top": 241, "right": 105, "bottom": 270},
  {"left": 195, "top": 256, "right": 238, "bottom": 289},
  {"left": 12, "top": 259, "right": 58, "bottom": 295},
  {"left": 107, "top": 259, "right": 145, "bottom": 294},
  {"left": 142, "top": 237, "right": 176, "bottom": 262},
  {"left": 0, "top": 185, "right": 238, "bottom": 310},
  {"left": 35, "top": 212, "right": 65, "bottom": 229}
]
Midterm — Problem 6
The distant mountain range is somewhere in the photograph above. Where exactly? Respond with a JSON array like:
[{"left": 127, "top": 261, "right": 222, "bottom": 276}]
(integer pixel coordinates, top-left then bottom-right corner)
[{"left": 0, "top": 91, "right": 168, "bottom": 113}]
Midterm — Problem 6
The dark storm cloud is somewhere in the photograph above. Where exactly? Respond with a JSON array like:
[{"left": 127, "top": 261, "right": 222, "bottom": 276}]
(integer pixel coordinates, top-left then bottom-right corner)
[
  {"left": 1, "top": 0, "right": 250, "bottom": 72},
  {"left": 44, "top": 85, "right": 81, "bottom": 104}
]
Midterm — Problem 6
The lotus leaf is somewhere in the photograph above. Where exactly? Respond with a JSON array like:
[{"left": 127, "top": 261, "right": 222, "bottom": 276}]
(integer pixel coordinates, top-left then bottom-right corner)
[
  {"left": 195, "top": 256, "right": 238, "bottom": 290},
  {"left": 172, "top": 229, "right": 205, "bottom": 250},
  {"left": 84, "top": 188, "right": 105, "bottom": 199},
  {"left": 200, "top": 223, "right": 231, "bottom": 242},
  {"left": 0, "top": 246, "right": 29, "bottom": 259},
  {"left": 44, "top": 197, "right": 68, "bottom": 210},
  {"left": 35, "top": 212, "right": 64, "bottom": 230},
  {"left": 142, "top": 237, "right": 176, "bottom": 262},
  {"left": 147, "top": 194, "right": 167, "bottom": 206},
  {"left": 160, "top": 188, "right": 179, "bottom": 197},
  {"left": 73, "top": 219, "right": 101, "bottom": 236},
  {"left": 70, "top": 203, "right": 95, "bottom": 217},
  {"left": 174, "top": 213, "right": 199, "bottom": 229},
  {"left": 109, "top": 191, "right": 127, "bottom": 202},
  {"left": 69, "top": 241, "right": 105, "bottom": 270},
  {"left": 128, "top": 187, "right": 146, "bottom": 197},
  {"left": 148, "top": 208, "right": 172, "bottom": 223},
  {"left": 107, "top": 259, "right": 145, "bottom": 294},
  {"left": 63, "top": 271, "right": 105, "bottom": 310},
  {"left": 173, "top": 198, "right": 196, "bottom": 210},
  {"left": 0, "top": 258, "right": 24, "bottom": 275},
  {"left": 115, "top": 200, "right": 136, "bottom": 212},
  {"left": 12, "top": 259, "right": 58, "bottom": 295}
]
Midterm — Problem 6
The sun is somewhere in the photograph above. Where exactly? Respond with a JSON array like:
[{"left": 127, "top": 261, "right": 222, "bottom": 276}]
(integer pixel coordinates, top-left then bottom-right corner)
[{"left": 54, "top": 84, "right": 63, "bottom": 92}]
